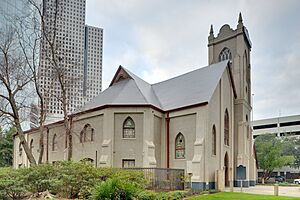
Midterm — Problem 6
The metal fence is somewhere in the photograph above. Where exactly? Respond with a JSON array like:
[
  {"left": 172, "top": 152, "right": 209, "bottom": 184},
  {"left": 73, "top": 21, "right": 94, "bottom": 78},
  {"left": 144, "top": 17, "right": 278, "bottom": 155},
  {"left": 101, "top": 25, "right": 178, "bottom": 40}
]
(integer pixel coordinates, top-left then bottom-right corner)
[{"left": 127, "top": 168, "right": 185, "bottom": 191}]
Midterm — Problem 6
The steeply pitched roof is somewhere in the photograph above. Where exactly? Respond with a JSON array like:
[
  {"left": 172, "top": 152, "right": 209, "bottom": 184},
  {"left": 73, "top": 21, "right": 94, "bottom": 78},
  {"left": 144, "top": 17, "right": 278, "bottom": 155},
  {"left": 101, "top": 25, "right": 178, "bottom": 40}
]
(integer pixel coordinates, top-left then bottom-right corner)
[{"left": 82, "top": 60, "right": 232, "bottom": 112}]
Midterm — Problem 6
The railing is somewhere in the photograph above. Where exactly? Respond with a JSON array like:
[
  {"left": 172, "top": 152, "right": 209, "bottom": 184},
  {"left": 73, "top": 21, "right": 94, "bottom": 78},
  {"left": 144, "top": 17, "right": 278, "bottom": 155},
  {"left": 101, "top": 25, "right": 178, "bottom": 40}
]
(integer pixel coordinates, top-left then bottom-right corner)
[{"left": 127, "top": 167, "right": 185, "bottom": 191}]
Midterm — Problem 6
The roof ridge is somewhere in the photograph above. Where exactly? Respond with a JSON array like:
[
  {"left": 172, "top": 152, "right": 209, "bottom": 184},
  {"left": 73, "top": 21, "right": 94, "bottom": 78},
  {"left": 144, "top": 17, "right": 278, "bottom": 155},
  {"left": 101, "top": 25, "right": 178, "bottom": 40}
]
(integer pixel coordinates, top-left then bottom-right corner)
[
  {"left": 122, "top": 67, "right": 162, "bottom": 107},
  {"left": 151, "top": 60, "right": 228, "bottom": 86}
]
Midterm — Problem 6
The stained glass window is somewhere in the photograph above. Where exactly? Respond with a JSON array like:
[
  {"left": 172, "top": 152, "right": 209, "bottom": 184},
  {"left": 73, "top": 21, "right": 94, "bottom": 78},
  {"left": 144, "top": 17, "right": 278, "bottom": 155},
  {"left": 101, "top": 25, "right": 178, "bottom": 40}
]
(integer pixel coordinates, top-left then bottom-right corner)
[
  {"left": 224, "top": 109, "right": 229, "bottom": 146},
  {"left": 175, "top": 133, "right": 185, "bottom": 159},
  {"left": 212, "top": 125, "right": 216, "bottom": 155},
  {"left": 123, "top": 117, "right": 135, "bottom": 138}
]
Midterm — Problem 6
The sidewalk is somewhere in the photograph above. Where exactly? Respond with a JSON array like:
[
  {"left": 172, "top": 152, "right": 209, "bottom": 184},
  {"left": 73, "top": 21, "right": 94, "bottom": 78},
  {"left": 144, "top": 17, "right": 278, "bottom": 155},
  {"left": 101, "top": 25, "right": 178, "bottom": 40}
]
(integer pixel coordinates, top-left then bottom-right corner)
[{"left": 225, "top": 185, "right": 300, "bottom": 198}]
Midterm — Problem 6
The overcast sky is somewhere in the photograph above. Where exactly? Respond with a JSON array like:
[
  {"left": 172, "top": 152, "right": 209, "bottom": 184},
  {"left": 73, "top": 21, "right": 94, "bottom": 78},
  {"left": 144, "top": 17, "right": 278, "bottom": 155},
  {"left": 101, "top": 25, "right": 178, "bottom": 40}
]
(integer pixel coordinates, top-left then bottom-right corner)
[{"left": 85, "top": 0, "right": 300, "bottom": 120}]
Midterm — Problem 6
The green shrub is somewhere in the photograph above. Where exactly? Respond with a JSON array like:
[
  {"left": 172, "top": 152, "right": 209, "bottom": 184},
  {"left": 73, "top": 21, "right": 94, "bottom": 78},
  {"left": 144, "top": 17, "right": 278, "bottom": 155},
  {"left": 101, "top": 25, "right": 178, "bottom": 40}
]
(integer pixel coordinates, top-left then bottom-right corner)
[
  {"left": 23, "top": 164, "right": 62, "bottom": 194},
  {"left": 55, "top": 161, "right": 101, "bottom": 198},
  {"left": 0, "top": 161, "right": 148, "bottom": 199},
  {"left": 137, "top": 190, "right": 156, "bottom": 200},
  {"left": 0, "top": 167, "right": 27, "bottom": 199},
  {"left": 167, "top": 191, "right": 186, "bottom": 199},
  {"left": 155, "top": 192, "right": 168, "bottom": 200},
  {"left": 92, "top": 178, "right": 140, "bottom": 200}
]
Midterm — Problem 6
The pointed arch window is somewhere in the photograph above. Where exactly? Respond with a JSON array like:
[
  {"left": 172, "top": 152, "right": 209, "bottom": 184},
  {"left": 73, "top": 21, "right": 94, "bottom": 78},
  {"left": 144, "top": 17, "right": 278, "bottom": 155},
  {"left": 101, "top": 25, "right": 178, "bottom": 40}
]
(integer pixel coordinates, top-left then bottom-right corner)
[
  {"left": 80, "top": 124, "right": 95, "bottom": 143},
  {"left": 30, "top": 139, "right": 34, "bottom": 153},
  {"left": 212, "top": 125, "right": 216, "bottom": 155},
  {"left": 224, "top": 109, "right": 230, "bottom": 146},
  {"left": 52, "top": 134, "right": 57, "bottom": 151},
  {"left": 175, "top": 133, "right": 185, "bottom": 159},
  {"left": 219, "top": 48, "right": 232, "bottom": 62},
  {"left": 19, "top": 142, "right": 23, "bottom": 156},
  {"left": 246, "top": 115, "right": 250, "bottom": 139},
  {"left": 123, "top": 117, "right": 135, "bottom": 138}
]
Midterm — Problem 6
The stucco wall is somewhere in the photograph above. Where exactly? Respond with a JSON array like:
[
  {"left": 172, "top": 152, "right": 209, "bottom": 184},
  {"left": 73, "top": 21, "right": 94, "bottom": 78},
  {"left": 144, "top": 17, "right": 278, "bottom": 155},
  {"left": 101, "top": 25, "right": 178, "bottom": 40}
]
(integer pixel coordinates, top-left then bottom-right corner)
[
  {"left": 169, "top": 113, "right": 196, "bottom": 171},
  {"left": 113, "top": 113, "right": 144, "bottom": 168},
  {"left": 154, "top": 115, "right": 162, "bottom": 167},
  {"left": 72, "top": 114, "right": 104, "bottom": 165}
]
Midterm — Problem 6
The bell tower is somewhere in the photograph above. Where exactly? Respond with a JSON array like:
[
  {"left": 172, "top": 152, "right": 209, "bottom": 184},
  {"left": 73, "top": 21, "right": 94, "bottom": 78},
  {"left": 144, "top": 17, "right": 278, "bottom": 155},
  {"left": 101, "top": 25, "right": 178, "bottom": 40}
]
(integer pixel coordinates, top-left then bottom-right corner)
[{"left": 208, "top": 13, "right": 256, "bottom": 187}]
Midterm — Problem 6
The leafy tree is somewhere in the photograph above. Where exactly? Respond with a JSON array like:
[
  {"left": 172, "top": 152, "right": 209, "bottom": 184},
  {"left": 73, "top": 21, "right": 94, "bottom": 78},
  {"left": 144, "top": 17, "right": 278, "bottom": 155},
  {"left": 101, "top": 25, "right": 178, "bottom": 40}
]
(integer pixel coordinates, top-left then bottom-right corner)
[
  {"left": 255, "top": 134, "right": 294, "bottom": 180},
  {"left": 0, "top": 126, "right": 15, "bottom": 167},
  {"left": 281, "top": 136, "right": 300, "bottom": 168}
]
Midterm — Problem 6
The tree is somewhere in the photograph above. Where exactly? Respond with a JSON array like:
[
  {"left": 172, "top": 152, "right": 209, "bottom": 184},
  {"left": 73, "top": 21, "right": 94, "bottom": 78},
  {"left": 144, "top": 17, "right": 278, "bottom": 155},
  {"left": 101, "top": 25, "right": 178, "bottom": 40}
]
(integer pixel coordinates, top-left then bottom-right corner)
[
  {"left": 27, "top": 0, "right": 79, "bottom": 161},
  {"left": 0, "top": 29, "right": 37, "bottom": 166},
  {"left": 255, "top": 134, "right": 294, "bottom": 181},
  {"left": 281, "top": 136, "right": 300, "bottom": 168},
  {"left": 0, "top": 126, "right": 15, "bottom": 167}
]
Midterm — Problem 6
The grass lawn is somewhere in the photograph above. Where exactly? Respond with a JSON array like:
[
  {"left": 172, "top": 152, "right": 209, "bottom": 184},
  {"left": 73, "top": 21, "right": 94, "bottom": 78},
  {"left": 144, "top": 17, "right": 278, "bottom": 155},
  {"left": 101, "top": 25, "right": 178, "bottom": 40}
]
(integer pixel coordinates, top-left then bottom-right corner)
[{"left": 189, "top": 192, "right": 300, "bottom": 200}]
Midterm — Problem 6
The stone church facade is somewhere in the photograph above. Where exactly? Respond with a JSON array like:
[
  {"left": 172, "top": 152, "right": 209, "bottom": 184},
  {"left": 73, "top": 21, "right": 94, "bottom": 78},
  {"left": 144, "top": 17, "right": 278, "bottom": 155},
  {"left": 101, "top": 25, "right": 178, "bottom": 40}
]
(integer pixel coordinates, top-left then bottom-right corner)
[{"left": 14, "top": 14, "right": 257, "bottom": 190}]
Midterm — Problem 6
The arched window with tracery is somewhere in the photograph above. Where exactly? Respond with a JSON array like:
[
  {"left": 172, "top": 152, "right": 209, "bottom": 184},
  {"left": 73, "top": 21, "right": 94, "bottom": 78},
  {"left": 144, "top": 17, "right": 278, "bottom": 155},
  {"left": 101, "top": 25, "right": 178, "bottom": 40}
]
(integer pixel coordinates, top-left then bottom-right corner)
[
  {"left": 30, "top": 139, "right": 34, "bottom": 153},
  {"left": 224, "top": 109, "right": 230, "bottom": 146},
  {"left": 175, "top": 133, "right": 185, "bottom": 159},
  {"left": 123, "top": 117, "right": 135, "bottom": 138},
  {"left": 52, "top": 134, "right": 57, "bottom": 151},
  {"left": 219, "top": 47, "right": 232, "bottom": 62},
  {"left": 212, "top": 125, "right": 216, "bottom": 155},
  {"left": 19, "top": 142, "right": 23, "bottom": 156},
  {"left": 80, "top": 124, "right": 95, "bottom": 143},
  {"left": 246, "top": 115, "right": 249, "bottom": 139}
]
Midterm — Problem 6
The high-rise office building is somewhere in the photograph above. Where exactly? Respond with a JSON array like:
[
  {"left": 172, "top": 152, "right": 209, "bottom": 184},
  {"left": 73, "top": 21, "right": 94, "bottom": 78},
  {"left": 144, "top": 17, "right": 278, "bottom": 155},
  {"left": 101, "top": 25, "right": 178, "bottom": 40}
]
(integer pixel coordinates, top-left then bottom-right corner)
[
  {"left": 39, "top": 0, "right": 103, "bottom": 122},
  {"left": 0, "top": 0, "right": 27, "bottom": 32}
]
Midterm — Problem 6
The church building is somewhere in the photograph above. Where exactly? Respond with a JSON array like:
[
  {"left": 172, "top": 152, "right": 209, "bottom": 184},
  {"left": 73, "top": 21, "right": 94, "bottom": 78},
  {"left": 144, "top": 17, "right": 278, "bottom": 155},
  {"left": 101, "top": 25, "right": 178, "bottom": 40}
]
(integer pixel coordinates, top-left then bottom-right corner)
[{"left": 14, "top": 14, "right": 257, "bottom": 190}]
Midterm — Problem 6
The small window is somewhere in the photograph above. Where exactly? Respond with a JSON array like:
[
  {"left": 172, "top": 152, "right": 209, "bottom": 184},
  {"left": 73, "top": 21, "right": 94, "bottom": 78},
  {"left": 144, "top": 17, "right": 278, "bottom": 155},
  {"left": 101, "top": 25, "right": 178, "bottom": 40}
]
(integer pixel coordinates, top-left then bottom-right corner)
[
  {"left": 52, "top": 134, "right": 57, "bottom": 151},
  {"left": 122, "top": 159, "right": 135, "bottom": 168},
  {"left": 30, "top": 139, "right": 34, "bottom": 153},
  {"left": 246, "top": 115, "right": 249, "bottom": 139},
  {"left": 80, "top": 124, "right": 94, "bottom": 142},
  {"left": 123, "top": 117, "right": 135, "bottom": 138},
  {"left": 224, "top": 109, "right": 230, "bottom": 146},
  {"left": 175, "top": 133, "right": 185, "bottom": 159},
  {"left": 19, "top": 142, "right": 23, "bottom": 156},
  {"left": 212, "top": 125, "right": 216, "bottom": 155},
  {"left": 219, "top": 47, "right": 232, "bottom": 62}
]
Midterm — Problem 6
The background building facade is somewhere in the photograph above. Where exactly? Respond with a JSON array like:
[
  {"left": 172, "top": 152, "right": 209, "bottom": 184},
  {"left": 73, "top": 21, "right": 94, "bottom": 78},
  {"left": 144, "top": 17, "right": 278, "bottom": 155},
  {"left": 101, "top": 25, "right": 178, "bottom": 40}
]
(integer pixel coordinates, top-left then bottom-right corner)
[
  {"left": 39, "top": 0, "right": 103, "bottom": 122},
  {"left": 253, "top": 115, "right": 300, "bottom": 181},
  {"left": 253, "top": 115, "right": 300, "bottom": 138}
]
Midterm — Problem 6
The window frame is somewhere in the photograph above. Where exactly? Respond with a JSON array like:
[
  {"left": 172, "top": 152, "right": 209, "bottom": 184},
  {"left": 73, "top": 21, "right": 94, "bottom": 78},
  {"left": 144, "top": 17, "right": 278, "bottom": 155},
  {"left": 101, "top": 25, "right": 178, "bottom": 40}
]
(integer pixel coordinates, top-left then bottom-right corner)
[
  {"left": 52, "top": 134, "right": 57, "bottom": 151},
  {"left": 212, "top": 125, "right": 217, "bottom": 156},
  {"left": 175, "top": 133, "right": 185, "bottom": 159},
  {"left": 122, "top": 159, "right": 135, "bottom": 168},
  {"left": 224, "top": 109, "right": 230, "bottom": 146},
  {"left": 219, "top": 47, "right": 232, "bottom": 62},
  {"left": 123, "top": 117, "right": 135, "bottom": 139}
]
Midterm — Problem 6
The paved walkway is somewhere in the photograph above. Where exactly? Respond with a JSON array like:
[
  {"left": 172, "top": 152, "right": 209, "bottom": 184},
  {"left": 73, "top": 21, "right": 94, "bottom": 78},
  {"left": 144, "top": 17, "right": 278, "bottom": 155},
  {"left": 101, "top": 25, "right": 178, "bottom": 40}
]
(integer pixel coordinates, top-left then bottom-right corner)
[{"left": 226, "top": 185, "right": 300, "bottom": 198}]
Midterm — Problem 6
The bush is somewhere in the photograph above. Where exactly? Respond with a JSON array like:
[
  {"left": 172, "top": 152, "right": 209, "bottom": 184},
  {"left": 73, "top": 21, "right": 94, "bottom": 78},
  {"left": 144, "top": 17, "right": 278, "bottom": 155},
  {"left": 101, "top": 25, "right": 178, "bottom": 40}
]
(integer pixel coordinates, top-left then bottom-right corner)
[
  {"left": 22, "top": 164, "right": 62, "bottom": 194},
  {"left": 0, "top": 161, "right": 148, "bottom": 199},
  {"left": 54, "top": 161, "right": 101, "bottom": 199},
  {"left": 0, "top": 167, "right": 27, "bottom": 199},
  {"left": 166, "top": 191, "right": 186, "bottom": 199},
  {"left": 92, "top": 178, "right": 140, "bottom": 200},
  {"left": 137, "top": 190, "right": 156, "bottom": 200}
]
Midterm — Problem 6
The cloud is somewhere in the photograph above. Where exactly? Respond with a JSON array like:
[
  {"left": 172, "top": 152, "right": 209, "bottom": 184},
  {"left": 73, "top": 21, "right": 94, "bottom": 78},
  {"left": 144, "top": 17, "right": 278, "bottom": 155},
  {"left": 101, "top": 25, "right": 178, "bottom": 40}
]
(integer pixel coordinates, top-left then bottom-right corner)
[{"left": 86, "top": 0, "right": 300, "bottom": 120}]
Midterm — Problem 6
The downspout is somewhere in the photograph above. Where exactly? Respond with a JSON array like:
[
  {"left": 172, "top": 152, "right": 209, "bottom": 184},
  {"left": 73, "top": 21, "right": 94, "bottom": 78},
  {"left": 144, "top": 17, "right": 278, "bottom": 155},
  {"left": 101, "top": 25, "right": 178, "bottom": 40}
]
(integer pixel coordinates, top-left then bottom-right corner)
[
  {"left": 166, "top": 112, "right": 170, "bottom": 168},
  {"left": 46, "top": 127, "right": 49, "bottom": 163}
]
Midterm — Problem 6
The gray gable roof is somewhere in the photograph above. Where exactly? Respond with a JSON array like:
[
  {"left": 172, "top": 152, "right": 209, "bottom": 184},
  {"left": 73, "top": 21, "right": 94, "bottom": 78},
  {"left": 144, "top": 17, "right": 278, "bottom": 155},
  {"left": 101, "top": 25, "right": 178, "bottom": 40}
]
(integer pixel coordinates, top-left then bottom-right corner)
[{"left": 82, "top": 60, "right": 231, "bottom": 112}]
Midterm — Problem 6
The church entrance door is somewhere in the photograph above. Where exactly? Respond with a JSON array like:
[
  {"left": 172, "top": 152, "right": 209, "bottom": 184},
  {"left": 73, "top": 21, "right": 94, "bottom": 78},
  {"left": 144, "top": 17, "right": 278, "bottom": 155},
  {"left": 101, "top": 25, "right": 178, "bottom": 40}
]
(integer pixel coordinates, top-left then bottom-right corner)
[{"left": 224, "top": 152, "right": 229, "bottom": 187}]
